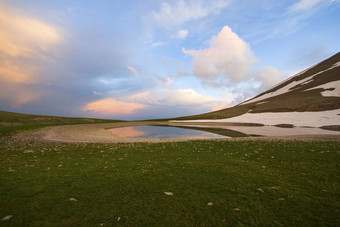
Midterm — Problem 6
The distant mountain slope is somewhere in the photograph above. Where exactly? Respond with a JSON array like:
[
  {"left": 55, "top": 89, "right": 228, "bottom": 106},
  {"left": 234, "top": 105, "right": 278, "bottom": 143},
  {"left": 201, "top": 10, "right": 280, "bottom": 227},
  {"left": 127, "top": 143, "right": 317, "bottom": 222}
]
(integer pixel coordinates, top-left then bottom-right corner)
[
  {"left": 0, "top": 110, "right": 123, "bottom": 137},
  {"left": 172, "top": 52, "right": 340, "bottom": 125}
]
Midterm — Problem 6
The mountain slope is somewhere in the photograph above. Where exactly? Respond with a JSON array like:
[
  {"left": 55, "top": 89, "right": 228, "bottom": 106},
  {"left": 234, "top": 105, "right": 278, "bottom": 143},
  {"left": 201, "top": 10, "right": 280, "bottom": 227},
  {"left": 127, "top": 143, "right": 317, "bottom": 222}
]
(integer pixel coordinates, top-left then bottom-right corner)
[
  {"left": 172, "top": 52, "right": 340, "bottom": 127},
  {"left": 0, "top": 110, "right": 123, "bottom": 137}
]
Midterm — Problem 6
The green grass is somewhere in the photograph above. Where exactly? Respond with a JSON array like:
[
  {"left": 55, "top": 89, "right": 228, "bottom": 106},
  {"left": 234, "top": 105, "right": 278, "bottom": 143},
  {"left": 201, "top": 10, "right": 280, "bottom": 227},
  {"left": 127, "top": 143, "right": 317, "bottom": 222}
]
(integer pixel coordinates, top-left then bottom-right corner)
[
  {"left": 1, "top": 139, "right": 339, "bottom": 226},
  {"left": 0, "top": 111, "right": 122, "bottom": 138}
]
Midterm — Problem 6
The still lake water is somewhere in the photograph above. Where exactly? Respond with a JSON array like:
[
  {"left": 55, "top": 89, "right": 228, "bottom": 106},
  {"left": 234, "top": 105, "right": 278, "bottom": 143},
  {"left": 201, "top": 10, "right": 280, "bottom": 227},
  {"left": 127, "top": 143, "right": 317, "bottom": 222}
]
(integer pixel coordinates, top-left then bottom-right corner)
[
  {"left": 107, "top": 125, "right": 340, "bottom": 139},
  {"left": 107, "top": 125, "right": 227, "bottom": 139}
]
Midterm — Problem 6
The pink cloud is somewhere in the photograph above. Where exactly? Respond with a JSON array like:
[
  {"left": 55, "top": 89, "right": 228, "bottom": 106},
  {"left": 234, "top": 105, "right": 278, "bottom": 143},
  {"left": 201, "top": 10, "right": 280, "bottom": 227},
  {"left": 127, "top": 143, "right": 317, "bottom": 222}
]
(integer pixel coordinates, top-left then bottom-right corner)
[
  {"left": 127, "top": 65, "right": 138, "bottom": 76},
  {"left": 82, "top": 98, "right": 145, "bottom": 116}
]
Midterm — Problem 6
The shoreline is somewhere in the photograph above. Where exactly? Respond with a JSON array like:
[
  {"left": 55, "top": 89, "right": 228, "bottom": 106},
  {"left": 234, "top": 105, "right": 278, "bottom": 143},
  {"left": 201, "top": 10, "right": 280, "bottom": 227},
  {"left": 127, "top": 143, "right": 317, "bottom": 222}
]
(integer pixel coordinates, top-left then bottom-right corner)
[{"left": 12, "top": 122, "right": 340, "bottom": 143}]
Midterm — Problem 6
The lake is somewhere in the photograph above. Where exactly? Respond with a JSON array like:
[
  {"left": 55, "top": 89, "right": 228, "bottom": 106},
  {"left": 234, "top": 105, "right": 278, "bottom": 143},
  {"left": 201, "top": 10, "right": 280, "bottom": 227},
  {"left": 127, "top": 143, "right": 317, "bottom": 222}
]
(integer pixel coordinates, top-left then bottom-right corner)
[
  {"left": 107, "top": 124, "right": 340, "bottom": 139},
  {"left": 107, "top": 125, "right": 228, "bottom": 139}
]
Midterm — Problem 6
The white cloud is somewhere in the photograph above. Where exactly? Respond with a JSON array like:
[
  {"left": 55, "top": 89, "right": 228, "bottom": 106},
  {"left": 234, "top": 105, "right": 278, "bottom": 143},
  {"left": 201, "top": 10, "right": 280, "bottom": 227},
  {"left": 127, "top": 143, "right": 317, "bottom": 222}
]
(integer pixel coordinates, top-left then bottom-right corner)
[
  {"left": 126, "top": 89, "right": 215, "bottom": 106},
  {"left": 167, "top": 89, "right": 215, "bottom": 104},
  {"left": 152, "top": 0, "right": 230, "bottom": 28},
  {"left": 127, "top": 65, "right": 138, "bottom": 76},
  {"left": 149, "top": 41, "right": 166, "bottom": 48},
  {"left": 124, "top": 88, "right": 239, "bottom": 113},
  {"left": 288, "top": 0, "right": 340, "bottom": 12},
  {"left": 182, "top": 25, "right": 286, "bottom": 102},
  {"left": 182, "top": 26, "right": 257, "bottom": 84},
  {"left": 175, "top": 29, "right": 188, "bottom": 39},
  {"left": 253, "top": 66, "right": 285, "bottom": 91},
  {"left": 289, "top": 0, "right": 321, "bottom": 11},
  {"left": 153, "top": 73, "right": 174, "bottom": 86}
]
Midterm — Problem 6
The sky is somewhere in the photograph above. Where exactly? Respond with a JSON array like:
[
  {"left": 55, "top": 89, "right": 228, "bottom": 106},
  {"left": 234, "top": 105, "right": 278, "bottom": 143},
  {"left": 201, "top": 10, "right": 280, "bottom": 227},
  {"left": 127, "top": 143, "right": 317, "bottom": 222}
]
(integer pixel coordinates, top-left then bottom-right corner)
[{"left": 0, "top": 0, "right": 340, "bottom": 120}]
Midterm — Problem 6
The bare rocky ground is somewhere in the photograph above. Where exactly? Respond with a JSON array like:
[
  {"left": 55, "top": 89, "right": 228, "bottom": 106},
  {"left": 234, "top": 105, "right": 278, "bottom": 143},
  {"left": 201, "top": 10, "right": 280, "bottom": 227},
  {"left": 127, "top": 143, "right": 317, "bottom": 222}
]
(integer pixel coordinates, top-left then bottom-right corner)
[{"left": 13, "top": 122, "right": 340, "bottom": 143}]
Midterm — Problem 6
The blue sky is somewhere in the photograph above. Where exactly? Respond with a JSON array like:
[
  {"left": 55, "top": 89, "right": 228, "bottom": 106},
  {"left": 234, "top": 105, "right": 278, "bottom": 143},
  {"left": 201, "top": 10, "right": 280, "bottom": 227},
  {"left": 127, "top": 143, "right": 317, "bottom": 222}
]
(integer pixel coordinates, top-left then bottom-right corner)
[{"left": 0, "top": 0, "right": 339, "bottom": 120}]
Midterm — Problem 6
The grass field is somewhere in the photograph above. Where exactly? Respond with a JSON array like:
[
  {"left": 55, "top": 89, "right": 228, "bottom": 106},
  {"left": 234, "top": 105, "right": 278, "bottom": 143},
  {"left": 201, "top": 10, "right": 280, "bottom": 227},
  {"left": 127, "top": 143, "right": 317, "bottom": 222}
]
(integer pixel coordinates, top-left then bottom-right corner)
[{"left": 1, "top": 138, "right": 339, "bottom": 226}]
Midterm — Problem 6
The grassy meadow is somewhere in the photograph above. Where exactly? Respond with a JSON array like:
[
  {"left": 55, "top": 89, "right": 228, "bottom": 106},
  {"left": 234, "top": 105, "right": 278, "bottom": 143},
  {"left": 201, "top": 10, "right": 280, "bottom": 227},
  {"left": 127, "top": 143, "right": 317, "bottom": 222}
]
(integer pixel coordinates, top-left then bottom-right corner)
[
  {"left": 0, "top": 111, "right": 339, "bottom": 226},
  {"left": 1, "top": 138, "right": 339, "bottom": 226}
]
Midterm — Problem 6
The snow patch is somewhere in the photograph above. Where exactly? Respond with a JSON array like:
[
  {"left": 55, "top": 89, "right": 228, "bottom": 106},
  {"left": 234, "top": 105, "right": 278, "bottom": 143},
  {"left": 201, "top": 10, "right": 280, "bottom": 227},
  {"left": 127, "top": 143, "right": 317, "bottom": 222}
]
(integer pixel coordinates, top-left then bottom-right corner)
[
  {"left": 172, "top": 109, "right": 340, "bottom": 127},
  {"left": 243, "top": 75, "right": 316, "bottom": 104},
  {"left": 242, "top": 61, "right": 340, "bottom": 105},
  {"left": 306, "top": 80, "right": 340, "bottom": 97}
]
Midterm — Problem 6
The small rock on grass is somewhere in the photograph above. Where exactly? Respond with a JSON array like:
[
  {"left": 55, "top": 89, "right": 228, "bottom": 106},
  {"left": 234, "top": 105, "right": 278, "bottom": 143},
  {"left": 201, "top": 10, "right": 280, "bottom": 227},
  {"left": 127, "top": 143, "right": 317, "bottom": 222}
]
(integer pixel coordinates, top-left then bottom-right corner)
[
  {"left": 2, "top": 215, "right": 13, "bottom": 221},
  {"left": 24, "top": 150, "right": 35, "bottom": 153},
  {"left": 207, "top": 202, "right": 214, "bottom": 206},
  {"left": 164, "top": 192, "right": 174, "bottom": 196},
  {"left": 278, "top": 198, "right": 285, "bottom": 201},
  {"left": 257, "top": 188, "right": 264, "bottom": 193},
  {"left": 69, "top": 198, "right": 78, "bottom": 201},
  {"left": 234, "top": 208, "right": 240, "bottom": 211}
]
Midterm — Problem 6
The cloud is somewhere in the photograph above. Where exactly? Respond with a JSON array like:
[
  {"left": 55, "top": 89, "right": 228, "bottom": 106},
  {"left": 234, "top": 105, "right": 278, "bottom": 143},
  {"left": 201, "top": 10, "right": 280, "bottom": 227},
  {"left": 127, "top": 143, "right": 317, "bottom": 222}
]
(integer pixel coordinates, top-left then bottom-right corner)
[
  {"left": 167, "top": 89, "right": 215, "bottom": 104},
  {"left": 206, "top": 101, "right": 231, "bottom": 112},
  {"left": 182, "top": 26, "right": 257, "bottom": 84},
  {"left": 126, "top": 89, "right": 215, "bottom": 106},
  {"left": 162, "top": 60, "right": 170, "bottom": 66},
  {"left": 175, "top": 29, "right": 188, "bottom": 39},
  {"left": 0, "top": 6, "right": 61, "bottom": 85},
  {"left": 289, "top": 0, "right": 322, "bottom": 11},
  {"left": 149, "top": 41, "right": 166, "bottom": 48},
  {"left": 253, "top": 66, "right": 285, "bottom": 91},
  {"left": 0, "top": 5, "right": 61, "bottom": 107},
  {"left": 82, "top": 98, "right": 145, "bottom": 116},
  {"left": 127, "top": 65, "right": 138, "bottom": 76},
  {"left": 121, "top": 88, "right": 238, "bottom": 119},
  {"left": 152, "top": 0, "right": 230, "bottom": 28},
  {"left": 0, "top": 86, "right": 42, "bottom": 109},
  {"left": 176, "top": 64, "right": 190, "bottom": 76},
  {"left": 153, "top": 73, "right": 174, "bottom": 86},
  {"left": 92, "top": 91, "right": 104, "bottom": 96},
  {"left": 0, "top": 7, "right": 60, "bottom": 58},
  {"left": 182, "top": 25, "right": 286, "bottom": 100},
  {"left": 0, "top": 60, "right": 37, "bottom": 84}
]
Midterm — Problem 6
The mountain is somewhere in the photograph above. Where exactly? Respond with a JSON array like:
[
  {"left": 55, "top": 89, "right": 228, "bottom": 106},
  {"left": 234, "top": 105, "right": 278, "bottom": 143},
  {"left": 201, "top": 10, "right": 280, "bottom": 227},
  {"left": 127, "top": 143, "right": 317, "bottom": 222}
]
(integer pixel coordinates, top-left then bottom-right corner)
[{"left": 172, "top": 52, "right": 340, "bottom": 128}]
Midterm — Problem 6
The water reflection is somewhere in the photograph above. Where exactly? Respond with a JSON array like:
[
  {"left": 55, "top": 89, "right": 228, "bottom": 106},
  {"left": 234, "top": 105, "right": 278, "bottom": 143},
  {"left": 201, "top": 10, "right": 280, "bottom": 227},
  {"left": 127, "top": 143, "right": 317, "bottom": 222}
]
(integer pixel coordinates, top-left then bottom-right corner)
[
  {"left": 107, "top": 124, "right": 340, "bottom": 139},
  {"left": 107, "top": 125, "right": 228, "bottom": 139},
  {"left": 183, "top": 125, "right": 340, "bottom": 137},
  {"left": 108, "top": 126, "right": 146, "bottom": 137}
]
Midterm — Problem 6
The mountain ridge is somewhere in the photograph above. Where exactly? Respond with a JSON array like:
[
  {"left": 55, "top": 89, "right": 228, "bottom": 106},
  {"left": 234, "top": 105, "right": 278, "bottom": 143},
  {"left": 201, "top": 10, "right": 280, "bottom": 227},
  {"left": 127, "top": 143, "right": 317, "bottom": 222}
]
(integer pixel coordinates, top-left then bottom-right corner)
[{"left": 171, "top": 52, "right": 340, "bottom": 126}]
